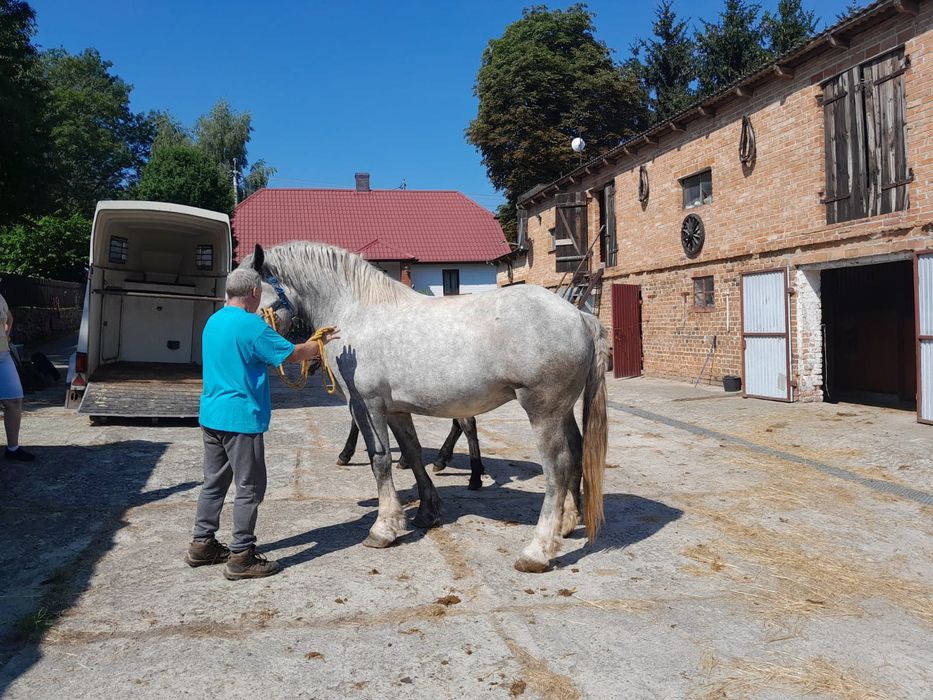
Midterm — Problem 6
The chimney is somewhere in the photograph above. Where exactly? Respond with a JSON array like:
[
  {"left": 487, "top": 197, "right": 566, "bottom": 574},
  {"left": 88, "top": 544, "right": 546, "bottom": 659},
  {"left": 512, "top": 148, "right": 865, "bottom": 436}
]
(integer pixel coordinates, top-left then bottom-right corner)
[{"left": 355, "top": 172, "right": 370, "bottom": 192}]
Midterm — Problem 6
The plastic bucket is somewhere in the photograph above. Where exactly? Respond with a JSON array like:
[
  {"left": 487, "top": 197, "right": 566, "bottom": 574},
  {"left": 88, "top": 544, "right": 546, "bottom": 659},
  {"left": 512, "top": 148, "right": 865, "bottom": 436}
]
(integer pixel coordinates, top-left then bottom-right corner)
[{"left": 723, "top": 375, "right": 742, "bottom": 392}]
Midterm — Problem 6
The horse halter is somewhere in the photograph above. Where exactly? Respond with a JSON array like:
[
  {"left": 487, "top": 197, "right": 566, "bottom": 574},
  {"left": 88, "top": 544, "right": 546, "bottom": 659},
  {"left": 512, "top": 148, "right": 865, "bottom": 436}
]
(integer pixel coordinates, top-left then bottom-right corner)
[{"left": 264, "top": 274, "right": 293, "bottom": 314}]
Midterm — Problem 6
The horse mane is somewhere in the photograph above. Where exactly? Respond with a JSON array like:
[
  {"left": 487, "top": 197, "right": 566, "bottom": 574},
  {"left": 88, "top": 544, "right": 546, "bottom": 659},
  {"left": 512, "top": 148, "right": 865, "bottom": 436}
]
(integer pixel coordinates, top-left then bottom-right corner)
[{"left": 261, "top": 241, "right": 419, "bottom": 306}]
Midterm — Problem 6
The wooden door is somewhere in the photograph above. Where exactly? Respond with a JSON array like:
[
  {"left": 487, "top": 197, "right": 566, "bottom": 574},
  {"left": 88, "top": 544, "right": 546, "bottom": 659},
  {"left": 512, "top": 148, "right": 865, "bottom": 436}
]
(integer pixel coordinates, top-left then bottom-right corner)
[{"left": 612, "top": 283, "right": 642, "bottom": 378}]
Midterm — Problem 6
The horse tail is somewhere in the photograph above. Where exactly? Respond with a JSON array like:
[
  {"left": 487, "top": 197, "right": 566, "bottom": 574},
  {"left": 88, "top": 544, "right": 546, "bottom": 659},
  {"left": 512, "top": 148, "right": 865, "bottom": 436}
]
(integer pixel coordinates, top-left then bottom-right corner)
[{"left": 581, "top": 312, "right": 609, "bottom": 542}]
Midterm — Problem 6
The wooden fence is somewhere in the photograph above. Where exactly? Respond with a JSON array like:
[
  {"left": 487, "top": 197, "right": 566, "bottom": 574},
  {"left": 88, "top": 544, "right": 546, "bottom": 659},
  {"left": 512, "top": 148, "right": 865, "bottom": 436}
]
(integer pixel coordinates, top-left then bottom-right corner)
[{"left": 0, "top": 273, "right": 84, "bottom": 310}]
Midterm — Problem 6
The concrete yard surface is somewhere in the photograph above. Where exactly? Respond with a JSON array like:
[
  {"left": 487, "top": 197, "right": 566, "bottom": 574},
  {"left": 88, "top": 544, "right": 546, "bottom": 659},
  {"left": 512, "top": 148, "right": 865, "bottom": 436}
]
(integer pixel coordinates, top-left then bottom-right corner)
[{"left": 1, "top": 373, "right": 931, "bottom": 699}]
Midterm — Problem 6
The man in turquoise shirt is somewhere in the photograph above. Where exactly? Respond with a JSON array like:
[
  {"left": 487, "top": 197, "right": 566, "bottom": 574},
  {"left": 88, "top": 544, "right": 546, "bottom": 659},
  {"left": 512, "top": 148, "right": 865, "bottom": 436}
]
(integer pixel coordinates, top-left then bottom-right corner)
[{"left": 186, "top": 267, "right": 338, "bottom": 580}]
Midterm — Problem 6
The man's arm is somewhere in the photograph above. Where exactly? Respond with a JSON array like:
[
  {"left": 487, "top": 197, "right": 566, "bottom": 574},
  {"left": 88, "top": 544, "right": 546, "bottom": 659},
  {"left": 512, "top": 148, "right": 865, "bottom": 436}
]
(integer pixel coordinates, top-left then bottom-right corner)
[{"left": 283, "top": 328, "right": 340, "bottom": 364}]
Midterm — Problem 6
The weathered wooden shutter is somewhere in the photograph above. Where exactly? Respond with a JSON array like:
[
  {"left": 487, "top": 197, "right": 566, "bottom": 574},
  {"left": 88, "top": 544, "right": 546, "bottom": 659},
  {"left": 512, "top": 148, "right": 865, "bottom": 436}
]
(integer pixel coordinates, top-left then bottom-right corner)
[
  {"left": 604, "top": 183, "right": 617, "bottom": 267},
  {"left": 862, "top": 49, "right": 910, "bottom": 216},
  {"left": 821, "top": 68, "right": 868, "bottom": 224},
  {"left": 516, "top": 207, "right": 528, "bottom": 249},
  {"left": 555, "top": 192, "right": 587, "bottom": 273}
]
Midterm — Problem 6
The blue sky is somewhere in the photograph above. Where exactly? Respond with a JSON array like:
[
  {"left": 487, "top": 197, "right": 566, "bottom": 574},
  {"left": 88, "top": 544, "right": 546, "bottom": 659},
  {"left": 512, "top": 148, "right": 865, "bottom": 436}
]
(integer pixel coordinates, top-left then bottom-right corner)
[{"left": 30, "top": 1, "right": 854, "bottom": 211}]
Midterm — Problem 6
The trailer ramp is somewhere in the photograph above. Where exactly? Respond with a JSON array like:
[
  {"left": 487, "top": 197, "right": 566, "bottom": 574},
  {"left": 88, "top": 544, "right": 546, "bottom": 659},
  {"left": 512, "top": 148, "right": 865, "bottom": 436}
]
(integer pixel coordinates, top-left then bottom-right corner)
[{"left": 78, "top": 362, "right": 202, "bottom": 419}]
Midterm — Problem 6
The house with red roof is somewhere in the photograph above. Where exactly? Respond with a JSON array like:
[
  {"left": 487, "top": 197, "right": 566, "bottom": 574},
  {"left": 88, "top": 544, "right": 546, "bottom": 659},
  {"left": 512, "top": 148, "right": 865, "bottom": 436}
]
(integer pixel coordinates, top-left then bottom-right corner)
[{"left": 232, "top": 173, "right": 510, "bottom": 296}]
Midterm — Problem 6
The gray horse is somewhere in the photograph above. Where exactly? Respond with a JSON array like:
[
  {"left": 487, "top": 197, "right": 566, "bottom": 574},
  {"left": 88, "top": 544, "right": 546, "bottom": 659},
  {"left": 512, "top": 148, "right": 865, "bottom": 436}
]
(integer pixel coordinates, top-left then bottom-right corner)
[{"left": 247, "top": 242, "right": 608, "bottom": 572}]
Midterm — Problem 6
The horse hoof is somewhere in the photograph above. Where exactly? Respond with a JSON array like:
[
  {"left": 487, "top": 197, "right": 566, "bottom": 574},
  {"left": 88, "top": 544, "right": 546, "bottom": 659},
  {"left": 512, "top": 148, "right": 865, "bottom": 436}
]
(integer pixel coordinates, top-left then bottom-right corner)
[
  {"left": 513, "top": 556, "right": 549, "bottom": 573},
  {"left": 412, "top": 514, "right": 440, "bottom": 530},
  {"left": 467, "top": 478, "right": 482, "bottom": 490},
  {"left": 396, "top": 461, "right": 411, "bottom": 470},
  {"left": 363, "top": 532, "right": 395, "bottom": 548},
  {"left": 432, "top": 463, "right": 446, "bottom": 473},
  {"left": 336, "top": 456, "right": 350, "bottom": 466}
]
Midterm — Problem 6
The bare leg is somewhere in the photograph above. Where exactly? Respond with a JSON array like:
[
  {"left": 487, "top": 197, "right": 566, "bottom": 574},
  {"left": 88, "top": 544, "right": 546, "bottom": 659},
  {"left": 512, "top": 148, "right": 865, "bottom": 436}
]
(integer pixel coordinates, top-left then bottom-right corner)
[
  {"left": 336, "top": 419, "right": 359, "bottom": 465},
  {"left": 388, "top": 413, "right": 441, "bottom": 529},
  {"left": 460, "top": 417, "right": 485, "bottom": 490},
  {"left": 432, "top": 419, "right": 463, "bottom": 472},
  {"left": 2, "top": 398, "right": 22, "bottom": 446},
  {"left": 351, "top": 400, "right": 406, "bottom": 548}
]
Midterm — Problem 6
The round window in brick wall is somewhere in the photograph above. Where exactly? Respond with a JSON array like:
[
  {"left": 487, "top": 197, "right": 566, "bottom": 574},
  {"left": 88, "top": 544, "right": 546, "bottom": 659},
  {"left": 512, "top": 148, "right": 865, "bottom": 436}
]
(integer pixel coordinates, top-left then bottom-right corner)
[{"left": 680, "top": 214, "right": 705, "bottom": 258}]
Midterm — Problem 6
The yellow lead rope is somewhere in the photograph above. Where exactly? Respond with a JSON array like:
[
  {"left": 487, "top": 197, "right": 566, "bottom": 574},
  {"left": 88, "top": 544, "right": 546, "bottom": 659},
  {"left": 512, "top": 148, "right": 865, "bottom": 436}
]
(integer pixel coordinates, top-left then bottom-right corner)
[{"left": 261, "top": 307, "right": 338, "bottom": 394}]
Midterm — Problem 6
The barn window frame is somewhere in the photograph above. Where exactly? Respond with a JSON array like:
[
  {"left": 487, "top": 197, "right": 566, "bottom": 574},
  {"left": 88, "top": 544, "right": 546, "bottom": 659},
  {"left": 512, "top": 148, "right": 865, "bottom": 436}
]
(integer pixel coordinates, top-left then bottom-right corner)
[
  {"left": 681, "top": 170, "right": 713, "bottom": 209},
  {"left": 109, "top": 236, "right": 128, "bottom": 264},
  {"left": 693, "top": 275, "right": 715, "bottom": 309},
  {"left": 442, "top": 269, "right": 460, "bottom": 296}
]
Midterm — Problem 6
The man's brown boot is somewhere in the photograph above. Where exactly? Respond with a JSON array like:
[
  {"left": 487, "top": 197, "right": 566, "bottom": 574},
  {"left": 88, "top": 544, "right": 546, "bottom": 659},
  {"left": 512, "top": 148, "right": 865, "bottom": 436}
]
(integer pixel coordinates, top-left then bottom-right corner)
[
  {"left": 185, "top": 538, "right": 231, "bottom": 567},
  {"left": 223, "top": 545, "right": 281, "bottom": 580}
]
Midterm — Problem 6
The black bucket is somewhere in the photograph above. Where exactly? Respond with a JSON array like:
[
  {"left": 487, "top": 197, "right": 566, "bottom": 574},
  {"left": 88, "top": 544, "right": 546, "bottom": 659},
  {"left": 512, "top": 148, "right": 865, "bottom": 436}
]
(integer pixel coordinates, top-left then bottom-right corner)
[{"left": 723, "top": 375, "right": 742, "bottom": 392}]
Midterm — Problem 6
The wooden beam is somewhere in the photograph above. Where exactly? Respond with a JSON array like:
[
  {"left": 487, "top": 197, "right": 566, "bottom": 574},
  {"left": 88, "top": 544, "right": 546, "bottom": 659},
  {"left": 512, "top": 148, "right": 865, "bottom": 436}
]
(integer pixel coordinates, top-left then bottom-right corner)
[
  {"left": 642, "top": 134, "right": 659, "bottom": 146},
  {"left": 697, "top": 105, "right": 716, "bottom": 118},
  {"left": 894, "top": 0, "right": 918, "bottom": 16},
  {"left": 827, "top": 33, "right": 849, "bottom": 49},
  {"left": 669, "top": 122, "right": 686, "bottom": 133},
  {"left": 773, "top": 64, "right": 795, "bottom": 79},
  {"left": 734, "top": 85, "right": 754, "bottom": 98},
  {"left": 622, "top": 146, "right": 633, "bottom": 157}
]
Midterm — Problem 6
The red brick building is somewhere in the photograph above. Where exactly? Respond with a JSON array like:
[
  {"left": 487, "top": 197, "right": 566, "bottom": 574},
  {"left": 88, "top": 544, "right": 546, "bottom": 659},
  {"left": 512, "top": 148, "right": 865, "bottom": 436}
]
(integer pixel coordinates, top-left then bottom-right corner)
[{"left": 501, "top": 0, "right": 933, "bottom": 423}]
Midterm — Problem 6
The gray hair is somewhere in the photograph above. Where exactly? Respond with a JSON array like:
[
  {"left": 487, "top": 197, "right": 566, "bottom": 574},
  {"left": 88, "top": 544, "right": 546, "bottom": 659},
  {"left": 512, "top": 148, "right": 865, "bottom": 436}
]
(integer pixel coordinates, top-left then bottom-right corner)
[{"left": 226, "top": 267, "right": 262, "bottom": 299}]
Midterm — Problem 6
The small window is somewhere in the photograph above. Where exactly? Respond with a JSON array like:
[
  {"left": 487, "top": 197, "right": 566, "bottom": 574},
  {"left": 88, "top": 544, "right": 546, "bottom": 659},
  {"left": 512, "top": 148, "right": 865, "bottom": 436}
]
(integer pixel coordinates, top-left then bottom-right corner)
[
  {"left": 682, "top": 170, "right": 713, "bottom": 208},
  {"left": 196, "top": 244, "right": 214, "bottom": 270},
  {"left": 442, "top": 269, "right": 460, "bottom": 296},
  {"left": 109, "top": 236, "right": 128, "bottom": 264},
  {"left": 694, "top": 276, "right": 715, "bottom": 308}
]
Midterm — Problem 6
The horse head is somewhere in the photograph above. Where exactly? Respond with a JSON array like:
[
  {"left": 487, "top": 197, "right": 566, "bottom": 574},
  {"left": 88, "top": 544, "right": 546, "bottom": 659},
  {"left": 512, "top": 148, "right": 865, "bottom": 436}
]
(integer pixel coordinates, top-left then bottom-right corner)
[{"left": 243, "top": 243, "right": 297, "bottom": 337}]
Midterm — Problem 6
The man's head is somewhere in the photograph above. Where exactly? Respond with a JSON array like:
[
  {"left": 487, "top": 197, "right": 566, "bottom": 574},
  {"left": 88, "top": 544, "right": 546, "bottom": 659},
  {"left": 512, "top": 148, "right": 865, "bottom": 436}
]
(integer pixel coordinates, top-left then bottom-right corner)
[{"left": 226, "top": 267, "right": 262, "bottom": 312}]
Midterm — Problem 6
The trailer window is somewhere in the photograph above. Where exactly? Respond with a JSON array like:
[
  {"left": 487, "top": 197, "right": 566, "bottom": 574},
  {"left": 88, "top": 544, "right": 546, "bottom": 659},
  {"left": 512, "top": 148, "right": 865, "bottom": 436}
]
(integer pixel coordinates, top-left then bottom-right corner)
[
  {"left": 109, "top": 236, "right": 128, "bottom": 264},
  {"left": 196, "top": 244, "right": 214, "bottom": 270}
]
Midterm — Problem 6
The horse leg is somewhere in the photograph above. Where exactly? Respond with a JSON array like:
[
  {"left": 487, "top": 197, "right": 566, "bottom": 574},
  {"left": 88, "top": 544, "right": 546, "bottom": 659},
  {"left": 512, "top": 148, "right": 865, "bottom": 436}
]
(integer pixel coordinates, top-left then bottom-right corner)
[
  {"left": 351, "top": 400, "right": 406, "bottom": 548},
  {"left": 431, "top": 419, "right": 462, "bottom": 473},
  {"left": 560, "top": 413, "right": 583, "bottom": 537},
  {"left": 514, "top": 409, "right": 575, "bottom": 573},
  {"left": 460, "top": 417, "right": 485, "bottom": 490},
  {"left": 336, "top": 418, "right": 359, "bottom": 466},
  {"left": 388, "top": 412, "right": 442, "bottom": 529}
]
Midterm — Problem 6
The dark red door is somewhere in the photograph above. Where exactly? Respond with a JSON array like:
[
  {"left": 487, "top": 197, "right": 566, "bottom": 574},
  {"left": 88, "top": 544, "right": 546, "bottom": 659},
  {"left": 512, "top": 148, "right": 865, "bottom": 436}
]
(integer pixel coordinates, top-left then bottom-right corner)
[{"left": 612, "top": 283, "right": 642, "bottom": 378}]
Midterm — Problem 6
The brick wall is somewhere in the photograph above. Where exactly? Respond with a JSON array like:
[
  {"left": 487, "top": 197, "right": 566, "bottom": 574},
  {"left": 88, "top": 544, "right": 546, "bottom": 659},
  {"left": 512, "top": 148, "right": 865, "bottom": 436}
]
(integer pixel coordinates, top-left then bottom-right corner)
[{"left": 500, "top": 3, "right": 933, "bottom": 399}]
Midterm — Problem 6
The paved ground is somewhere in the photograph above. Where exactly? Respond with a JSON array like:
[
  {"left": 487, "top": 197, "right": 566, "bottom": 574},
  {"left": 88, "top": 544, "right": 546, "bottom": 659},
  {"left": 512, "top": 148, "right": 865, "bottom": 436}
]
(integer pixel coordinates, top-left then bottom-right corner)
[{"left": 1, "top": 351, "right": 931, "bottom": 699}]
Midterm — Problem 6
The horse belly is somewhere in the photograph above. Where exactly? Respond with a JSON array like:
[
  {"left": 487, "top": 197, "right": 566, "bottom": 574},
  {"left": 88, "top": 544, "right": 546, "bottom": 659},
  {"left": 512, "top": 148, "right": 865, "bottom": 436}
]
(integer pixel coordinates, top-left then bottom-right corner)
[{"left": 387, "top": 382, "right": 514, "bottom": 418}]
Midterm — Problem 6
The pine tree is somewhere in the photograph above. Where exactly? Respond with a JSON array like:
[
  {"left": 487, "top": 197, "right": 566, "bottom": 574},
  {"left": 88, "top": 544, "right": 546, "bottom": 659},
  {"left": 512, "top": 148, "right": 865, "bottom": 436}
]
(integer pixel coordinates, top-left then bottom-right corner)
[
  {"left": 762, "top": 0, "right": 818, "bottom": 56},
  {"left": 836, "top": 1, "right": 865, "bottom": 21},
  {"left": 695, "top": 0, "right": 768, "bottom": 95},
  {"left": 633, "top": 1, "right": 697, "bottom": 123}
]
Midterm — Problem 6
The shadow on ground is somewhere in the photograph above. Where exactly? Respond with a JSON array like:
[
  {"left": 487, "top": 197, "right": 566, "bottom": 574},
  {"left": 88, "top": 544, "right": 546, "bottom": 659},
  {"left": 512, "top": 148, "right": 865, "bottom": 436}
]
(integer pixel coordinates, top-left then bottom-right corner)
[
  {"left": 0, "top": 441, "right": 195, "bottom": 694},
  {"left": 264, "top": 453, "right": 682, "bottom": 571}
]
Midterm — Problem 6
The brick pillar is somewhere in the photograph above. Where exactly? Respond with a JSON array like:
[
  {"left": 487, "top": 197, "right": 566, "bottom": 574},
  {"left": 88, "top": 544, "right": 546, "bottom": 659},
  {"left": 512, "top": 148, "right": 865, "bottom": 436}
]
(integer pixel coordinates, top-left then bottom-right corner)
[{"left": 401, "top": 265, "right": 412, "bottom": 287}]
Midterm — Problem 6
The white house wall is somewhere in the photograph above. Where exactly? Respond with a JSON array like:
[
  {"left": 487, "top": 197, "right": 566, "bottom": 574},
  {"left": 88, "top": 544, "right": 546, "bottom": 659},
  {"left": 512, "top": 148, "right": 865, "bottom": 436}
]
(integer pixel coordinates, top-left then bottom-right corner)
[{"left": 410, "top": 264, "right": 497, "bottom": 296}]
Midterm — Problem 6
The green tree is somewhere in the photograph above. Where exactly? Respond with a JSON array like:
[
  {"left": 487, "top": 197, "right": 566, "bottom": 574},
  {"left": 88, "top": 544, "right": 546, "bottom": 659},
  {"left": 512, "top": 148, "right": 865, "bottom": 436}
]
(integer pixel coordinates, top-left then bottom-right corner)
[
  {"left": 762, "top": 0, "right": 817, "bottom": 55},
  {"left": 695, "top": 0, "right": 768, "bottom": 95},
  {"left": 241, "top": 159, "right": 276, "bottom": 199},
  {"left": 0, "top": 0, "right": 52, "bottom": 224},
  {"left": 467, "top": 4, "right": 647, "bottom": 210},
  {"left": 135, "top": 144, "right": 234, "bottom": 214},
  {"left": 152, "top": 110, "right": 192, "bottom": 150},
  {"left": 633, "top": 1, "right": 697, "bottom": 123},
  {"left": 0, "top": 212, "right": 90, "bottom": 281},
  {"left": 41, "top": 48, "right": 155, "bottom": 217}
]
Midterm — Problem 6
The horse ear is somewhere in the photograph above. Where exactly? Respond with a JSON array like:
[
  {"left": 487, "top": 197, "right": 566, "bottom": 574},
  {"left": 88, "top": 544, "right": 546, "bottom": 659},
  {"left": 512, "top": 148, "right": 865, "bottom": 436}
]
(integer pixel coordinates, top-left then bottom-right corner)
[{"left": 252, "top": 244, "right": 265, "bottom": 272}]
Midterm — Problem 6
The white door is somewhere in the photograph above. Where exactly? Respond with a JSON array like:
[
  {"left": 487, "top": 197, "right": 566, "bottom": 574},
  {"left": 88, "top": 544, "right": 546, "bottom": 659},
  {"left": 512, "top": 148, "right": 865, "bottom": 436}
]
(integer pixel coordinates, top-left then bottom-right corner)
[
  {"left": 917, "top": 252, "right": 933, "bottom": 424},
  {"left": 742, "top": 269, "right": 791, "bottom": 401},
  {"left": 119, "top": 296, "right": 194, "bottom": 364}
]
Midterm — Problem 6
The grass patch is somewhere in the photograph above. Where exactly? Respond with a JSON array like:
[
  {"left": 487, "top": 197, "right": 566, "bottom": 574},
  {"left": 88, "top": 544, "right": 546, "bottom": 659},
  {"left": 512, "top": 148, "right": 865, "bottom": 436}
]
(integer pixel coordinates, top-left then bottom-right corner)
[{"left": 14, "top": 607, "right": 55, "bottom": 641}]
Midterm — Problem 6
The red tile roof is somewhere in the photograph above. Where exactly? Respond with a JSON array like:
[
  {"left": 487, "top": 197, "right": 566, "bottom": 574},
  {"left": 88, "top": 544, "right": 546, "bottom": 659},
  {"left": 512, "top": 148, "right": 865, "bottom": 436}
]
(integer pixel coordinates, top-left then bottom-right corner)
[{"left": 232, "top": 188, "right": 510, "bottom": 263}]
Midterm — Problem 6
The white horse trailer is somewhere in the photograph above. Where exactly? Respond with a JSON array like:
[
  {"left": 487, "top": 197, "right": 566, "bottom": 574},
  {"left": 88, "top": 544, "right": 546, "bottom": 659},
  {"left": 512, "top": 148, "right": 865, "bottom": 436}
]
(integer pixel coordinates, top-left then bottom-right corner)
[{"left": 66, "top": 201, "right": 232, "bottom": 419}]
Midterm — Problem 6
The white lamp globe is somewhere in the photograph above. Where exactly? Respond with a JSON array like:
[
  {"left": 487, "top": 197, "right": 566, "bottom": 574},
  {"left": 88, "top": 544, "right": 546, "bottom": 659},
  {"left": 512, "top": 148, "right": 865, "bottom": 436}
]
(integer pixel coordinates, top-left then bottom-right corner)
[{"left": 571, "top": 137, "right": 586, "bottom": 153}]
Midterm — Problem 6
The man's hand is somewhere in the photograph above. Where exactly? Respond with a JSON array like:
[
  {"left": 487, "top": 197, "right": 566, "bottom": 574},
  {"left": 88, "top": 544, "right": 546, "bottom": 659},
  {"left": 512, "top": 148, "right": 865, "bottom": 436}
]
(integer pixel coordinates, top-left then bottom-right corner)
[{"left": 285, "top": 327, "right": 340, "bottom": 364}]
